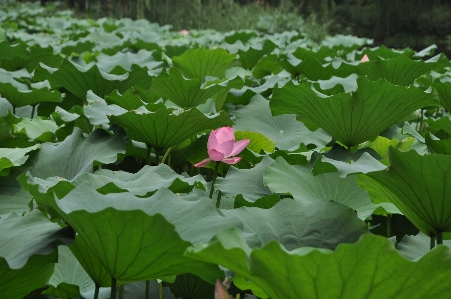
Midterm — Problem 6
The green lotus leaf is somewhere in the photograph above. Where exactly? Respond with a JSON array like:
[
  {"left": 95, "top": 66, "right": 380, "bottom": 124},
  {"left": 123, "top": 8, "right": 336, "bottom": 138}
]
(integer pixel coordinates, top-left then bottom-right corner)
[
  {"left": 187, "top": 230, "right": 451, "bottom": 299},
  {"left": 2, "top": 44, "right": 62, "bottom": 72},
  {"left": 105, "top": 89, "right": 145, "bottom": 111},
  {"left": 109, "top": 107, "right": 233, "bottom": 150},
  {"left": 289, "top": 54, "right": 357, "bottom": 81},
  {"left": 172, "top": 48, "right": 235, "bottom": 80},
  {"left": 357, "top": 53, "right": 451, "bottom": 86},
  {"left": 252, "top": 54, "right": 284, "bottom": 79},
  {"left": 27, "top": 128, "right": 125, "bottom": 181},
  {"left": 150, "top": 67, "right": 222, "bottom": 108},
  {"left": 34, "top": 59, "right": 150, "bottom": 100},
  {"left": 312, "top": 152, "right": 386, "bottom": 177},
  {"left": 164, "top": 273, "right": 213, "bottom": 299},
  {"left": 231, "top": 95, "right": 331, "bottom": 150},
  {"left": 83, "top": 91, "right": 128, "bottom": 126},
  {"left": 0, "top": 168, "right": 33, "bottom": 215},
  {"left": 215, "top": 156, "right": 273, "bottom": 201},
  {"left": 233, "top": 194, "right": 280, "bottom": 210},
  {"left": 234, "top": 130, "right": 276, "bottom": 153},
  {"left": 321, "top": 34, "right": 372, "bottom": 49},
  {"left": 0, "top": 210, "right": 72, "bottom": 299},
  {"left": 396, "top": 232, "right": 451, "bottom": 260},
  {"left": 358, "top": 45, "right": 415, "bottom": 60},
  {"left": 425, "top": 116, "right": 451, "bottom": 136},
  {"left": 0, "top": 144, "right": 39, "bottom": 176},
  {"left": 432, "top": 80, "right": 451, "bottom": 112},
  {"left": 223, "top": 30, "right": 258, "bottom": 44},
  {"left": 14, "top": 117, "right": 58, "bottom": 142},
  {"left": 238, "top": 39, "right": 277, "bottom": 70},
  {"left": 96, "top": 49, "right": 161, "bottom": 73},
  {"left": 366, "top": 147, "right": 451, "bottom": 237},
  {"left": 60, "top": 40, "right": 95, "bottom": 56},
  {"left": 271, "top": 77, "right": 438, "bottom": 147},
  {"left": 45, "top": 245, "right": 95, "bottom": 299},
  {"left": 72, "top": 164, "right": 206, "bottom": 196},
  {"left": 425, "top": 132, "right": 451, "bottom": 155},
  {"left": 264, "top": 156, "right": 397, "bottom": 219},
  {"left": 358, "top": 136, "right": 415, "bottom": 160},
  {"left": 0, "top": 81, "right": 62, "bottom": 108},
  {"left": 69, "top": 235, "right": 110, "bottom": 288},
  {"left": 118, "top": 280, "right": 177, "bottom": 299},
  {"left": 313, "top": 74, "right": 358, "bottom": 96},
  {"left": 0, "top": 41, "right": 29, "bottom": 63},
  {"left": 43, "top": 185, "right": 244, "bottom": 283},
  {"left": 222, "top": 198, "right": 369, "bottom": 250}
]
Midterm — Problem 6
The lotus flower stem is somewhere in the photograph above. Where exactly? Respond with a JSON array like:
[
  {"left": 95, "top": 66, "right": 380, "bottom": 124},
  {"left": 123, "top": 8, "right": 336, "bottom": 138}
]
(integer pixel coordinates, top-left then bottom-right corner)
[
  {"left": 161, "top": 147, "right": 172, "bottom": 165},
  {"left": 437, "top": 231, "right": 443, "bottom": 245},
  {"left": 216, "top": 190, "right": 222, "bottom": 209},
  {"left": 111, "top": 277, "right": 117, "bottom": 299},
  {"left": 386, "top": 214, "right": 391, "bottom": 238},
  {"left": 145, "top": 280, "right": 150, "bottom": 299},
  {"left": 209, "top": 161, "right": 220, "bottom": 199},
  {"left": 119, "top": 284, "right": 124, "bottom": 299},
  {"left": 94, "top": 284, "right": 100, "bottom": 299},
  {"left": 155, "top": 149, "right": 160, "bottom": 165},
  {"left": 419, "top": 108, "right": 425, "bottom": 133},
  {"left": 146, "top": 145, "right": 152, "bottom": 166}
]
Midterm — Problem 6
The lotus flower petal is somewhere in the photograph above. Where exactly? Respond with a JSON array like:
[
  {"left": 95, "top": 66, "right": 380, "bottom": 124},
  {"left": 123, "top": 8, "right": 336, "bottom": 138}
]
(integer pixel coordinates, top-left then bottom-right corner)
[
  {"left": 222, "top": 157, "right": 242, "bottom": 164},
  {"left": 194, "top": 126, "right": 250, "bottom": 167},
  {"left": 214, "top": 127, "right": 235, "bottom": 144},
  {"left": 361, "top": 54, "right": 370, "bottom": 63},
  {"left": 208, "top": 149, "right": 226, "bottom": 161},
  {"left": 230, "top": 139, "right": 250, "bottom": 156},
  {"left": 214, "top": 279, "right": 230, "bottom": 299},
  {"left": 215, "top": 139, "right": 235, "bottom": 157},
  {"left": 194, "top": 158, "right": 211, "bottom": 167}
]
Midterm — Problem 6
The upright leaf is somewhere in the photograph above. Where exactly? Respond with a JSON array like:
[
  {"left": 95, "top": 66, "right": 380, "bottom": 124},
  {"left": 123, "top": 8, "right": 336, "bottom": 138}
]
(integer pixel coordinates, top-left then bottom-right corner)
[
  {"left": 172, "top": 48, "right": 235, "bottom": 80},
  {"left": 366, "top": 147, "right": 451, "bottom": 237},
  {"left": 109, "top": 108, "right": 233, "bottom": 150},
  {"left": 271, "top": 77, "right": 438, "bottom": 147}
]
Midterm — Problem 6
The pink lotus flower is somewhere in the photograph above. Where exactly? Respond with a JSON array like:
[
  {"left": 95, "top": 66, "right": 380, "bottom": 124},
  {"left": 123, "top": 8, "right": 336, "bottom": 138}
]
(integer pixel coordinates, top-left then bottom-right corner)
[
  {"left": 180, "top": 29, "right": 189, "bottom": 35},
  {"left": 194, "top": 127, "right": 250, "bottom": 167},
  {"left": 360, "top": 54, "right": 370, "bottom": 63},
  {"left": 214, "top": 279, "right": 230, "bottom": 299}
]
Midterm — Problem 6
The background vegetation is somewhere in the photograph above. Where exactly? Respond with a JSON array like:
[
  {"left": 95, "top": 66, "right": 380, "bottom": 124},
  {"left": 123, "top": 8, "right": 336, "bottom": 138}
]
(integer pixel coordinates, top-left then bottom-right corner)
[{"left": 4, "top": 0, "right": 451, "bottom": 55}]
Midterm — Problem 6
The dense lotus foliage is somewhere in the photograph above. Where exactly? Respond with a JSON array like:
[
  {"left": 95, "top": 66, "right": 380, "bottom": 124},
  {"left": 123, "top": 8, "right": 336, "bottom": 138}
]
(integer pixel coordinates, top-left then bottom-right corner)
[{"left": 1, "top": 3, "right": 451, "bottom": 299}]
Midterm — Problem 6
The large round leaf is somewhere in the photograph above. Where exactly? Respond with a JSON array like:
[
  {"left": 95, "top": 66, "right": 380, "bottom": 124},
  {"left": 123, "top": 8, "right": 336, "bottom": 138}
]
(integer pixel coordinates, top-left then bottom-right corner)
[
  {"left": 43, "top": 185, "right": 244, "bottom": 283},
  {"left": 357, "top": 53, "right": 451, "bottom": 86},
  {"left": 150, "top": 68, "right": 222, "bottom": 108},
  {"left": 263, "top": 157, "right": 396, "bottom": 219},
  {"left": 366, "top": 147, "right": 451, "bottom": 237},
  {"left": 35, "top": 59, "right": 150, "bottom": 100},
  {"left": 186, "top": 230, "right": 451, "bottom": 299},
  {"left": 27, "top": 128, "right": 125, "bottom": 181},
  {"left": 172, "top": 48, "right": 235, "bottom": 80},
  {"left": 230, "top": 95, "right": 330, "bottom": 150},
  {"left": 109, "top": 108, "right": 233, "bottom": 150},
  {"left": 0, "top": 210, "right": 71, "bottom": 299},
  {"left": 222, "top": 199, "right": 369, "bottom": 250},
  {"left": 270, "top": 77, "right": 438, "bottom": 147}
]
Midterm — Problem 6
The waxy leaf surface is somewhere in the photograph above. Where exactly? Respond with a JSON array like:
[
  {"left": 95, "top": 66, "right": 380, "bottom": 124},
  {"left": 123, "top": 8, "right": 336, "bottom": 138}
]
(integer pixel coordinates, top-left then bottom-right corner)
[
  {"left": 109, "top": 108, "right": 233, "bottom": 150},
  {"left": 366, "top": 148, "right": 451, "bottom": 236},
  {"left": 271, "top": 77, "right": 438, "bottom": 147},
  {"left": 187, "top": 231, "right": 451, "bottom": 299}
]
